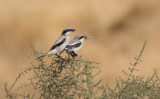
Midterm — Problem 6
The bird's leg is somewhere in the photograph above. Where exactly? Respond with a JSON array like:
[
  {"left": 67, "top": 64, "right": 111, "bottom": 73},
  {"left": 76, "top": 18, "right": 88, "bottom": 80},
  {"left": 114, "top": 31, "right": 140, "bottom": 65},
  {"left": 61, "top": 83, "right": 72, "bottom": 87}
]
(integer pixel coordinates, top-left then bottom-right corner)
[
  {"left": 55, "top": 54, "right": 59, "bottom": 58},
  {"left": 67, "top": 51, "right": 71, "bottom": 59},
  {"left": 68, "top": 53, "right": 70, "bottom": 58},
  {"left": 55, "top": 54, "right": 64, "bottom": 60},
  {"left": 59, "top": 55, "right": 64, "bottom": 60},
  {"left": 55, "top": 54, "right": 60, "bottom": 58}
]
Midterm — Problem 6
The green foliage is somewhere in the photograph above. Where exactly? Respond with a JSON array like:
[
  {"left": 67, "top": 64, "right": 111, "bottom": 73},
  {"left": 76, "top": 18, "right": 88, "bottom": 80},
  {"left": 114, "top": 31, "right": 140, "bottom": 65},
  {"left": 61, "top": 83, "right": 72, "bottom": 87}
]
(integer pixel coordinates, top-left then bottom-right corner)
[{"left": 5, "top": 41, "right": 160, "bottom": 99}]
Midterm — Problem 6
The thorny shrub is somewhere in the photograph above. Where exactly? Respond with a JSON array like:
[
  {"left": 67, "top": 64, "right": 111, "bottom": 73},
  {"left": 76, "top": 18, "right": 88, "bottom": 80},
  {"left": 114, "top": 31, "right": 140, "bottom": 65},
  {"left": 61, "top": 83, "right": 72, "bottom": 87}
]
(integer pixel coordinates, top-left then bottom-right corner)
[{"left": 5, "top": 41, "right": 160, "bottom": 99}]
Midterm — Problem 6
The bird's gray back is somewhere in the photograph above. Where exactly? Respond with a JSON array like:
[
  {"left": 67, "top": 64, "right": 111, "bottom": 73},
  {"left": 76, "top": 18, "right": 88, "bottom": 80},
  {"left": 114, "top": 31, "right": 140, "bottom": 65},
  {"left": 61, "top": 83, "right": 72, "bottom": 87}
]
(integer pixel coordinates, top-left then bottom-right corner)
[
  {"left": 68, "top": 34, "right": 84, "bottom": 45},
  {"left": 54, "top": 35, "right": 65, "bottom": 45},
  {"left": 68, "top": 39, "right": 79, "bottom": 45}
]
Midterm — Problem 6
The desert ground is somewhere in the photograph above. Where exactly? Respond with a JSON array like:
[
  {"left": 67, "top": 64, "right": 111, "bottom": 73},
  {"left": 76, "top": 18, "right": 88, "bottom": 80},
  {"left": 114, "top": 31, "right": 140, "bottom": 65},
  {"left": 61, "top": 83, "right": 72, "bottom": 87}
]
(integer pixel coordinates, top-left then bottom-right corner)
[{"left": 0, "top": 0, "right": 160, "bottom": 98}]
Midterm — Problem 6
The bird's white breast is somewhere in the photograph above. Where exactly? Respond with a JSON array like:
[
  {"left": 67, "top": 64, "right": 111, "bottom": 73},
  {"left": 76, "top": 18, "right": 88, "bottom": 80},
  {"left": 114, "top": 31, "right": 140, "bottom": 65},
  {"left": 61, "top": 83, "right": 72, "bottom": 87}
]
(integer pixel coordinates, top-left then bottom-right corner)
[{"left": 72, "top": 43, "right": 83, "bottom": 53}]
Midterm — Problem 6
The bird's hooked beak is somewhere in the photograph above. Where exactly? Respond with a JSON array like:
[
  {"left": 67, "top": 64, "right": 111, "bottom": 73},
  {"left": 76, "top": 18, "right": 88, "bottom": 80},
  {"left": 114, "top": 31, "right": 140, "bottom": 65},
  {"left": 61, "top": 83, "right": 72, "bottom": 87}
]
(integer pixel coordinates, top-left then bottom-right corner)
[
  {"left": 84, "top": 35, "right": 92, "bottom": 40},
  {"left": 71, "top": 29, "right": 76, "bottom": 32}
]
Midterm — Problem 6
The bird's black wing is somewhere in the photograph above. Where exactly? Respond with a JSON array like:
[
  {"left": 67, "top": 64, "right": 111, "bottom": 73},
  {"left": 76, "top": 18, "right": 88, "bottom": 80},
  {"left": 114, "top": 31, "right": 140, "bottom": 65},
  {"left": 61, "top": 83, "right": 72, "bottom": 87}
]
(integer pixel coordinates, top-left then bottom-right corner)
[
  {"left": 50, "top": 38, "right": 66, "bottom": 51},
  {"left": 66, "top": 42, "right": 82, "bottom": 49}
]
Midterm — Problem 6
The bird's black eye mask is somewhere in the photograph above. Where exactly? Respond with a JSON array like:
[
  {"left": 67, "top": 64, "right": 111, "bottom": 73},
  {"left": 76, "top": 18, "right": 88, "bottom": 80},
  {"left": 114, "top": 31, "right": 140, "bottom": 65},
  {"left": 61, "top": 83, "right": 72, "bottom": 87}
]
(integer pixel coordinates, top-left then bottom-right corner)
[
  {"left": 79, "top": 36, "right": 85, "bottom": 40},
  {"left": 62, "top": 29, "right": 75, "bottom": 35}
]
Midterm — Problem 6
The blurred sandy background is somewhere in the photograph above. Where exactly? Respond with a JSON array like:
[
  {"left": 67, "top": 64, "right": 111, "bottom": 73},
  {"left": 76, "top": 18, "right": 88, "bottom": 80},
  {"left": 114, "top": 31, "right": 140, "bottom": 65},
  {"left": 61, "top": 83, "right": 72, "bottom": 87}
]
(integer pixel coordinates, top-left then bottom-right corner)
[{"left": 1, "top": 0, "right": 160, "bottom": 98}]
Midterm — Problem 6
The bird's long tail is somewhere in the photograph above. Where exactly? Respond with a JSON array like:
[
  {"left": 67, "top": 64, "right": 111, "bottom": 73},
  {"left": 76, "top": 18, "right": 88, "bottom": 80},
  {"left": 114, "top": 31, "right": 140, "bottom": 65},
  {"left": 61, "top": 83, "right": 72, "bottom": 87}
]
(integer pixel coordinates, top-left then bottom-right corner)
[{"left": 70, "top": 51, "right": 78, "bottom": 58}]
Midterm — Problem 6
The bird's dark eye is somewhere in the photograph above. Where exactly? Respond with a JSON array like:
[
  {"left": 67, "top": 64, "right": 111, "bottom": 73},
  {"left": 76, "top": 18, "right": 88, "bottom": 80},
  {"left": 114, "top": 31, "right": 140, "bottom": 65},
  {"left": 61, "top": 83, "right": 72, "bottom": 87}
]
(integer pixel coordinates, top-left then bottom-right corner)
[{"left": 79, "top": 36, "right": 85, "bottom": 39}]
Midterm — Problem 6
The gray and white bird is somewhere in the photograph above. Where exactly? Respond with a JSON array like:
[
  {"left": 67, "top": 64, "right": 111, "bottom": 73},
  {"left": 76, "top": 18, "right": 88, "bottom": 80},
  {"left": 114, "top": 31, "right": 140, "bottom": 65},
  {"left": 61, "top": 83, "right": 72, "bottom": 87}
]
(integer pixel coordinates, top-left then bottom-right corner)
[
  {"left": 65, "top": 34, "right": 91, "bottom": 57},
  {"left": 37, "top": 28, "right": 75, "bottom": 59}
]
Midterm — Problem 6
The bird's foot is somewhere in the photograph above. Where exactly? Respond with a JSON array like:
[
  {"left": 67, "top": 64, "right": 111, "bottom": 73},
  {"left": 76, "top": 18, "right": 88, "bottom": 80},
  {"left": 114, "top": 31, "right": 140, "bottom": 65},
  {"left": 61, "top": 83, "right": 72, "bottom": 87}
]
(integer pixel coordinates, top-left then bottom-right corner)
[{"left": 56, "top": 55, "right": 64, "bottom": 60}]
